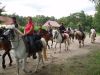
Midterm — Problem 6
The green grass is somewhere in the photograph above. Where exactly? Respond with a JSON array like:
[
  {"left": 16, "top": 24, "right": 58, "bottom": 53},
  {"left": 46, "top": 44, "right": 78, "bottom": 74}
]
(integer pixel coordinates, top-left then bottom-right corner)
[{"left": 97, "top": 32, "right": 100, "bottom": 36}]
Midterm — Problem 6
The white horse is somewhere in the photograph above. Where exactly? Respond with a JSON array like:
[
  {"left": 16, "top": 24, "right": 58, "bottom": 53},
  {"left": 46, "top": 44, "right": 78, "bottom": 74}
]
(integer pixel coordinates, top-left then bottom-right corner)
[
  {"left": 52, "top": 29, "right": 70, "bottom": 53},
  {"left": 89, "top": 28, "right": 96, "bottom": 43},
  {"left": 6, "top": 25, "right": 47, "bottom": 75}
]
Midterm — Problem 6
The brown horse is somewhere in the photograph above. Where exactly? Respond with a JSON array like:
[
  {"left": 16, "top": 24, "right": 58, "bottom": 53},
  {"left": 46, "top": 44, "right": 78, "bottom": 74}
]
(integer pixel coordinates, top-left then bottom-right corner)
[
  {"left": 74, "top": 30, "right": 85, "bottom": 48},
  {"left": 66, "top": 28, "right": 75, "bottom": 42},
  {"left": 38, "top": 29, "right": 53, "bottom": 49},
  {"left": 0, "top": 27, "right": 13, "bottom": 69}
]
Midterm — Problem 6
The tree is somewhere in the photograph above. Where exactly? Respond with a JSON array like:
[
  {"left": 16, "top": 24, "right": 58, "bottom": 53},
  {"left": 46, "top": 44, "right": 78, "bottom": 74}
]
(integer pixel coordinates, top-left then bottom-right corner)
[
  {"left": 90, "top": 0, "right": 100, "bottom": 32},
  {"left": 32, "top": 15, "right": 50, "bottom": 25},
  {"left": 0, "top": 2, "right": 5, "bottom": 16}
]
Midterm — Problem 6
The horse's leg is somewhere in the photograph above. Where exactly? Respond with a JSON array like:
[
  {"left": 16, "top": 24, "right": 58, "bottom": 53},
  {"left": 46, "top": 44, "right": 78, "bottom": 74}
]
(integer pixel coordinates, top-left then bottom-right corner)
[
  {"left": 79, "top": 40, "right": 81, "bottom": 48},
  {"left": 7, "top": 52, "right": 13, "bottom": 66},
  {"left": 54, "top": 43, "right": 57, "bottom": 53},
  {"left": 93, "top": 36, "right": 95, "bottom": 43},
  {"left": 64, "top": 41, "right": 67, "bottom": 51},
  {"left": 16, "top": 59, "right": 20, "bottom": 75},
  {"left": 51, "top": 39, "right": 53, "bottom": 48},
  {"left": 22, "top": 57, "right": 32, "bottom": 73},
  {"left": 2, "top": 51, "right": 8, "bottom": 69},
  {"left": 47, "top": 42, "right": 50, "bottom": 49},
  {"left": 59, "top": 43, "right": 61, "bottom": 53},
  {"left": 82, "top": 40, "right": 84, "bottom": 47},
  {"left": 35, "top": 52, "right": 43, "bottom": 72},
  {"left": 41, "top": 51, "right": 45, "bottom": 66},
  {"left": 43, "top": 48, "right": 48, "bottom": 61},
  {"left": 91, "top": 37, "right": 93, "bottom": 43},
  {"left": 72, "top": 35, "right": 74, "bottom": 42}
]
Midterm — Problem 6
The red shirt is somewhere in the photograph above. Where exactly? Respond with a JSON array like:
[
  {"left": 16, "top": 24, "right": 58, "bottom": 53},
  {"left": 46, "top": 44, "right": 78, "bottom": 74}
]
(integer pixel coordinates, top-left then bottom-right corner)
[{"left": 25, "top": 21, "right": 34, "bottom": 35}]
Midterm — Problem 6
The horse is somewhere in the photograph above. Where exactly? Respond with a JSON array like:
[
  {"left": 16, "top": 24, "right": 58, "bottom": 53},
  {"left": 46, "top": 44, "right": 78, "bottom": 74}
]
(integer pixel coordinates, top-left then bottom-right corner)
[
  {"left": 52, "top": 29, "right": 70, "bottom": 53},
  {"left": 74, "top": 30, "right": 86, "bottom": 48},
  {"left": 89, "top": 29, "right": 96, "bottom": 43},
  {"left": 0, "top": 27, "right": 13, "bottom": 69},
  {"left": 7, "top": 25, "right": 47, "bottom": 75},
  {"left": 38, "top": 29, "right": 53, "bottom": 49},
  {"left": 66, "top": 28, "right": 75, "bottom": 42}
]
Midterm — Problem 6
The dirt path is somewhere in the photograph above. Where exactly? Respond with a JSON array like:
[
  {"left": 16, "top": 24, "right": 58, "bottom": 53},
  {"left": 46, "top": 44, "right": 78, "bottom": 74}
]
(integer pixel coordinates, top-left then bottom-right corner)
[{"left": 0, "top": 35, "right": 100, "bottom": 75}]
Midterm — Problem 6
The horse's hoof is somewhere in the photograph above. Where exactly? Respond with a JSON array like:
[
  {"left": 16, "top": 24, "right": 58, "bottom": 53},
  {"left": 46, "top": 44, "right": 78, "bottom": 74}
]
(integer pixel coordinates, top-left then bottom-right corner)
[{"left": 2, "top": 65, "right": 6, "bottom": 69}]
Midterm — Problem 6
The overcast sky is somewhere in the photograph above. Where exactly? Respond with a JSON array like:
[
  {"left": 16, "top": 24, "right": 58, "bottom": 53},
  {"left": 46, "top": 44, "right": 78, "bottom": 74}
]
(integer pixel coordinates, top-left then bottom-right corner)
[{"left": 1, "top": 0, "right": 95, "bottom": 19}]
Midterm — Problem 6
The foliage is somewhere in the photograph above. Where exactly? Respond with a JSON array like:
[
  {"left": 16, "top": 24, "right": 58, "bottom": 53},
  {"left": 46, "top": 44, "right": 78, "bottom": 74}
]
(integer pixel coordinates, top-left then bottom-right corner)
[
  {"left": 90, "top": 0, "right": 100, "bottom": 32},
  {"left": 58, "top": 11, "right": 93, "bottom": 31},
  {"left": 19, "top": 25, "right": 46, "bottom": 33},
  {"left": 0, "top": 2, "right": 5, "bottom": 16}
]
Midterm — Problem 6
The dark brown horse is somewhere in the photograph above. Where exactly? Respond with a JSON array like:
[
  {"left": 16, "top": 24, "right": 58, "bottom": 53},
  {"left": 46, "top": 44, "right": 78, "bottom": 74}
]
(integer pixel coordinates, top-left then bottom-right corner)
[
  {"left": 74, "top": 30, "right": 85, "bottom": 48},
  {"left": 38, "top": 29, "right": 53, "bottom": 49},
  {"left": 0, "top": 27, "right": 13, "bottom": 69}
]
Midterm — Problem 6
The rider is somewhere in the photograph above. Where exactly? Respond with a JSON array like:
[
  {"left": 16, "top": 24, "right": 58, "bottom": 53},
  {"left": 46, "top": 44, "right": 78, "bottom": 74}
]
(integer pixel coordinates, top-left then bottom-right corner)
[
  {"left": 48, "top": 22, "right": 53, "bottom": 36},
  {"left": 24, "top": 16, "right": 37, "bottom": 59},
  {"left": 78, "top": 24, "right": 84, "bottom": 34},
  {"left": 78, "top": 25, "right": 83, "bottom": 32},
  {"left": 59, "top": 23, "right": 66, "bottom": 42},
  {"left": 90, "top": 26, "right": 96, "bottom": 38},
  {"left": 11, "top": 16, "right": 19, "bottom": 28}
]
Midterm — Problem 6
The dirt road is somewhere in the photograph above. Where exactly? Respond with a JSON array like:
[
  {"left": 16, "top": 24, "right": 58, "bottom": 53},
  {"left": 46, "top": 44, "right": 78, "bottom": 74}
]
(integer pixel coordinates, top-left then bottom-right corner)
[{"left": 0, "top": 35, "right": 100, "bottom": 75}]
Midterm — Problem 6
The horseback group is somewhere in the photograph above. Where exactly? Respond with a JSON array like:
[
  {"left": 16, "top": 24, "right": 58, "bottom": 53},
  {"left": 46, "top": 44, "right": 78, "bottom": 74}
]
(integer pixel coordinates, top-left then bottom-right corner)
[{"left": 0, "top": 16, "right": 97, "bottom": 75}]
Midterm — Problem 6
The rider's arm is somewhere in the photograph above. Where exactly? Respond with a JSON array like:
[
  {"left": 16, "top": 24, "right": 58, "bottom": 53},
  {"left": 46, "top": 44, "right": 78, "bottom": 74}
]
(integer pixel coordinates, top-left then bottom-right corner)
[{"left": 15, "top": 28, "right": 24, "bottom": 35}]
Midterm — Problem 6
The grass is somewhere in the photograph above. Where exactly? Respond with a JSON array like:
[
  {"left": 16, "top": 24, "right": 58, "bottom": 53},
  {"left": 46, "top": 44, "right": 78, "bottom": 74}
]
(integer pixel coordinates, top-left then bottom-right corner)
[
  {"left": 35, "top": 49, "right": 100, "bottom": 75},
  {"left": 97, "top": 32, "right": 100, "bottom": 36}
]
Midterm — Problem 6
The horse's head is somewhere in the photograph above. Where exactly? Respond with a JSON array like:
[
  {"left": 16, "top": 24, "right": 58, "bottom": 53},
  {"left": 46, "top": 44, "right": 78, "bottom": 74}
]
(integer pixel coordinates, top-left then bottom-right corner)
[
  {"left": 52, "top": 29, "right": 59, "bottom": 39},
  {"left": 2, "top": 25, "right": 19, "bottom": 41}
]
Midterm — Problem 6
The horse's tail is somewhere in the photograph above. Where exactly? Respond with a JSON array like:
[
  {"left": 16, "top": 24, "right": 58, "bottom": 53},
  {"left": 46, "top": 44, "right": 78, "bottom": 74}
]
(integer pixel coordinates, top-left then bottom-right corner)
[{"left": 41, "top": 38, "right": 48, "bottom": 61}]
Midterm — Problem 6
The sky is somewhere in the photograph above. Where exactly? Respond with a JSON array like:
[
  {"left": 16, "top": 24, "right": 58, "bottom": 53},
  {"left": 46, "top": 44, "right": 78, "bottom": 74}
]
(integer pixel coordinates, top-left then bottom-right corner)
[{"left": 0, "top": 0, "right": 95, "bottom": 19}]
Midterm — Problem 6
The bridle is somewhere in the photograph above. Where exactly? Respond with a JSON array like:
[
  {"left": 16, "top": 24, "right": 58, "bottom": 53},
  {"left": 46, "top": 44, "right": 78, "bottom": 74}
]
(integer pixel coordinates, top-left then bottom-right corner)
[{"left": 54, "top": 30, "right": 59, "bottom": 39}]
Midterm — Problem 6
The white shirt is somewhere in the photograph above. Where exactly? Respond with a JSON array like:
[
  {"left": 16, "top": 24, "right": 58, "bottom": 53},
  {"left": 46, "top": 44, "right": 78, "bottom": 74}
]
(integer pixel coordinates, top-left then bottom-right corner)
[{"left": 90, "top": 29, "right": 96, "bottom": 34}]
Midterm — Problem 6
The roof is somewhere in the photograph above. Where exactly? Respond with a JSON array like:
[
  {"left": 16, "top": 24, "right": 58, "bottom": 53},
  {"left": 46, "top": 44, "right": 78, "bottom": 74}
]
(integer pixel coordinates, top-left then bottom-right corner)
[
  {"left": 0, "top": 16, "right": 13, "bottom": 25},
  {"left": 43, "top": 20, "right": 60, "bottom": 27}
]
